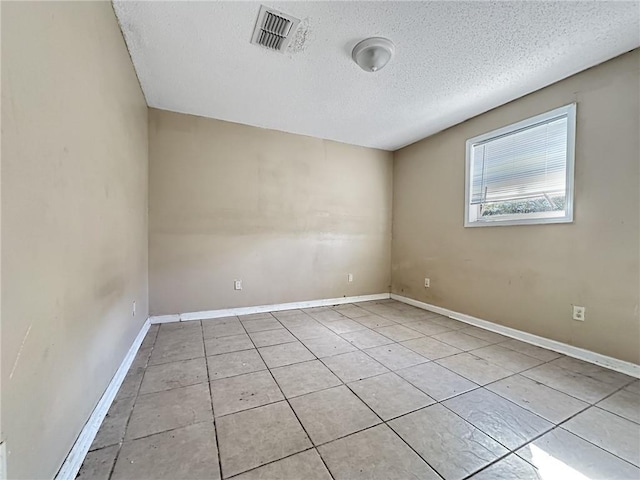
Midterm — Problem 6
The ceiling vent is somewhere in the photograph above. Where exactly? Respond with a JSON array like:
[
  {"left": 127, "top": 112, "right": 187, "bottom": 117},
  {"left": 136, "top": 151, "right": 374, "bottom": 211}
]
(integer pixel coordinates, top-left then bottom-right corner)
[{"left": 251, "top": 5, "right": 300, "bottom": 52}]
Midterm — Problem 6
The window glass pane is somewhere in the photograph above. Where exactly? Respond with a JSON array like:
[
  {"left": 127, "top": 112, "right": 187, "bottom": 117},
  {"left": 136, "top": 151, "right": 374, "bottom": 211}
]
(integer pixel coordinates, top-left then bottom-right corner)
[
  {"left": 480, "top": 196, "right": 565, "bottom": 217},
  {"left": 470, "top": 117, "right": 568, "bottom": 205}
]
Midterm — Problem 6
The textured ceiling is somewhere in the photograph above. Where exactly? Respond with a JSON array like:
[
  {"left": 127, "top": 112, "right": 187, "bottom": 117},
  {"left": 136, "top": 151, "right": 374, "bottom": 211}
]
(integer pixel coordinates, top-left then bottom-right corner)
[{"left": 114, "top": 1, "right": 640, "bottom": 151}]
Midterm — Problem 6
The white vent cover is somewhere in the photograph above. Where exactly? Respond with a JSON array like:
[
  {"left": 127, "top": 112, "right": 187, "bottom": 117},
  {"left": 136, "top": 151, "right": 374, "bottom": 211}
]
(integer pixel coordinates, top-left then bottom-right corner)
[{"left": 251, "top": 5, "right": 300, "bottom": 52}]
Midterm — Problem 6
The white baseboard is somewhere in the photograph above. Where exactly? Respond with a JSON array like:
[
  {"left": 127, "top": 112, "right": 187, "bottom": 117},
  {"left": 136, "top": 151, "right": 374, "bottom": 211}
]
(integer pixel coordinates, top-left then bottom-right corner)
[
  {"left": 48, "top": 291, "right": 637, "bottom": 480},
  {"left": 391, "top": 294, "right": 639, "bottom": 379},
  {"left": 149, "top": 293, "right": 391, "bottom": 324},
  {"left": 55, "top": 294, "right": 388, "bottom": 479},
  {"left": 0, "top": 442, "right": 6, "bottom": 480},
  {"left": 149, "top": 314, "right": 180, "bottom": 324},
  {"left": 55, "top": 319, "right": 151, "bottom": 480}
]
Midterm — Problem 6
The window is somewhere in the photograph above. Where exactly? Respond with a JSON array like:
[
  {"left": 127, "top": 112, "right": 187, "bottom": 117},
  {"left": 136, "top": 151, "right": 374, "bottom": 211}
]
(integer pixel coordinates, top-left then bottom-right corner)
[{"left": 464, "top": 104, "right": 576, "bottom": 227}]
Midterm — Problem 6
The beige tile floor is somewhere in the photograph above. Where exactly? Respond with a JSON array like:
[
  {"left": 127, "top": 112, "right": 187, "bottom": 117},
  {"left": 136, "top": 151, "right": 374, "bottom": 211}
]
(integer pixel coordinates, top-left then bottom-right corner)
[{"left": 78, "top": 299, "right": 640, "bottom": 480}]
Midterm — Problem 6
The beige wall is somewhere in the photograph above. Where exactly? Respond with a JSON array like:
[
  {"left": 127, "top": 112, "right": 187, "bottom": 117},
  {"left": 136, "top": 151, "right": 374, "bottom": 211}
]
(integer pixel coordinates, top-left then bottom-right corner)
[
  {"left": 149, "top": 109, "right": 392, "bottom": 315},
  {"left": 1, "top": 2, "right": 148, "bottom": 478},
  {"left": 392, "top": 50, "right": 640, "bottom": 363},
  {"left": 0, "top": 3, "right": 635, "bottom": 475}
]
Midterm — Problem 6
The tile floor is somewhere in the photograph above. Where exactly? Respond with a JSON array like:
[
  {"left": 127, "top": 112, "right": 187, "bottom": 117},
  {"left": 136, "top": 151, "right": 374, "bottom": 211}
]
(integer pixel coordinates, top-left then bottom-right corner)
[{"left": 78, "top": 299, "right": 640, "bottom": 480}]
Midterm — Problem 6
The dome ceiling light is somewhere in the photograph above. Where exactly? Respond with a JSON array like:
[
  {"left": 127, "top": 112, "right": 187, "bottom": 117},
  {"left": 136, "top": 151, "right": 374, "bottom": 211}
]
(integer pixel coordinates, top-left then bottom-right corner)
[{"left": 352, "top": 37, "right": 395, "bottom": 72}]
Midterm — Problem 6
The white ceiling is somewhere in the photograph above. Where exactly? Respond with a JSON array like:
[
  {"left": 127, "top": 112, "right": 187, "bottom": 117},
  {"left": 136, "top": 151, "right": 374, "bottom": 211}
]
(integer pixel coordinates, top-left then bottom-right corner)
[{"left": 114, "top": 1, "right": 640, "bottom": 151}]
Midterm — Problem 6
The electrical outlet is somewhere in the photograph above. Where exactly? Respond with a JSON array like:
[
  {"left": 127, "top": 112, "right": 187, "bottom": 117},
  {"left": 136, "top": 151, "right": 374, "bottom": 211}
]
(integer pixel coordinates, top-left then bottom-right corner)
[
  {"left": 347, "top": 273, "right": 353, "bottom": 283},
  {"left": 572, "top": 305, "right": 585, "bottom": 321},
  {"left": 234, "top": 280, "right": 242, "bottom": 291},
  {"left": 424, "top": 278, "right": 430, "bottom": 288},
  {"left": 132, "top": 301, "right": 136, "bottom": 317}
]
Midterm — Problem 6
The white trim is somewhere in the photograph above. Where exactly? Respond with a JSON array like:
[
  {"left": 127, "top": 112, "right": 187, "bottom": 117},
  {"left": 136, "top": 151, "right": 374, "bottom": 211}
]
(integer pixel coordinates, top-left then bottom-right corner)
[
  {"left": 54, "top": 294, "right": 392, "bottom": 480},
  {"left": 464, "top": 103, "right": 576, "bottom": 228},
  {"left": 149, "top": 293, "right": 391, "bottom": 323},
  {"left": 55, "top": 319, "right": 151, "bottom": 480},
  {"left": 391, "top": 294, "right": 640, "bottom": 379},
  {"left": 148, "top": 314, "right": 180, "bottom": 324},
  {"left": 0, "top": 442, "right": 6, "bottom": 480}
]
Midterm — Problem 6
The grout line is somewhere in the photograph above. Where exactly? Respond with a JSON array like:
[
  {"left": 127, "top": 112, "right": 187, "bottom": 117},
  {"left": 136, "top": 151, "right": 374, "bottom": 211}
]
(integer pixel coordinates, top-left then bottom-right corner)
[
  {"left": 495, "top": 402, "right": 639, "bottom": 477},
  {"left": 590, "top": 390, "right": 640, "bottom": 425},
  {"left": 340, "top": 319, "right": 633, "bottom": 435},
  {"left": 133, "top": 378, "right": 211, "bottom": 398},
  {"left": 223, "top": 446, "right": 319, "bottom": 480},
  {"left": 590, "top": 405, "right": 640, "bottom": 426},
  {"left": 482, "top": 359, "right": 635, "bottom": 411},
  {"left": 106, "top": 324, "right": 160, "bottom": 480},
  {"left": 297, "top": 306, "right": 460, "bottom": 478},
  {"left": 330, "top": 304, "right": 635, "bottom": 478},
  {"left": 359, "top": 303, "right": 640, "bottom": 475},
  {"left": 555, "top": 426, "right": 639, "bottom": 469},
  {"left": 342, "top": 308, "right": 541, "bottom": 478},
  {"left": 211, "top": 396, "right": 285, "bottom": 420},
  {"left": 335, "top": 371, "right": 447, "bottom": 480},
  {"left": 104, "top": 419, "right": 216, "bottom": 447},
  {"left": 98, "top": 368, "right": 442, "bottom": 446},
  {"left": 334, "top": 304, "right": 639, "bottom": 477},
  {"left": 360, "top": 314, "right": 633, "bottom": 411},
  {"left": 552, "top": 426, "right": 640, "bottom": 469},
  {"left": 377, "top": 421, "right": 448, "bottom": 480},
  {"left": 89, "top": 301, "right": 637, "bottom": 480},
  {"left": 546, "top": 379, "right": 640, "bottom": 465},
  {"left": 164, "top": 310, "right": 630, "bottom": 416},
  {"left": 235, "top": 312, "right": 337, "bottom": 480},
  {"left": 201, "top": 320, "right": 224, "bottom": 480}
]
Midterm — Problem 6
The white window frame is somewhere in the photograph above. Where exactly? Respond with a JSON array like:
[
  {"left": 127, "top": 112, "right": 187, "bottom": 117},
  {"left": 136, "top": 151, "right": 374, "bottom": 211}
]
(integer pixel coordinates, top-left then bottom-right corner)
[{"left": 464, "top": 103, "right": 576, "bottom": 227}]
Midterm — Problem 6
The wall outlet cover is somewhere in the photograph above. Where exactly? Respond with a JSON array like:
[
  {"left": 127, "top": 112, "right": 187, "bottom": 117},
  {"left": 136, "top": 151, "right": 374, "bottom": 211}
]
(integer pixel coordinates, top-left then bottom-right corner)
[{"left": 572, "top": 305, "right": 585, "bottom": 321}]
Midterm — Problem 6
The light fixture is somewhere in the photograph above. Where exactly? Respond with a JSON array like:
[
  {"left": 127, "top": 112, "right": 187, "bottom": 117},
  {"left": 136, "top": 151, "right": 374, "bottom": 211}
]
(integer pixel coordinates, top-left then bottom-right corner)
[{"left": 352, "top": 37, "right": 395, "bottom": 72}]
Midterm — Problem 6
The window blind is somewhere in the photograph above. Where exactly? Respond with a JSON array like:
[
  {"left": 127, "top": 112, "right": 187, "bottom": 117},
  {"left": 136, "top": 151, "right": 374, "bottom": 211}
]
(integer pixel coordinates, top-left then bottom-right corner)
[{"left": 470, "top": 116, "right": 568, "bottom": 205}]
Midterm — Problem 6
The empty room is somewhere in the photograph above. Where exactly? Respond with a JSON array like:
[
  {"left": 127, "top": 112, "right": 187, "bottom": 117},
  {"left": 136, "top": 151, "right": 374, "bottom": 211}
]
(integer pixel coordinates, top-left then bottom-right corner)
[{"left": 2, "top": 1, "right": 639, "bottom": 479}]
